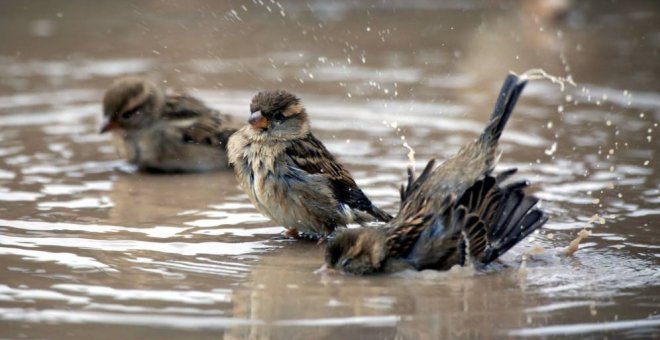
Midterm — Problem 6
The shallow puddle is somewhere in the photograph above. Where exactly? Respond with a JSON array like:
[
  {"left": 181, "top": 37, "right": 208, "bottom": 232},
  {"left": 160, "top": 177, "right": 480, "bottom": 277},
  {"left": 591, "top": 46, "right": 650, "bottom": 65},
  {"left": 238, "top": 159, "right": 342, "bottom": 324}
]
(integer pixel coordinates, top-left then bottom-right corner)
[{"left": 0, "top": 1, "right": 658, "bottom": 338}]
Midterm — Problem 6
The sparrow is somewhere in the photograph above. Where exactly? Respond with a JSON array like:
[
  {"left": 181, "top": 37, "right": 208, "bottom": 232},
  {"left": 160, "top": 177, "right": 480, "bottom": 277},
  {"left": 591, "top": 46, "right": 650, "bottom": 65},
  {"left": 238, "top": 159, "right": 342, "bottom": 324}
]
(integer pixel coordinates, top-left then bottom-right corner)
[
  {"left": 324, "top": 74, "right": 548, "bottom": 275},
  {"left": 227, "top": 90, "right": 393, "bottom": 238},
  {"left": 101, "top": 77, "right": 237, "bottom": 172}
]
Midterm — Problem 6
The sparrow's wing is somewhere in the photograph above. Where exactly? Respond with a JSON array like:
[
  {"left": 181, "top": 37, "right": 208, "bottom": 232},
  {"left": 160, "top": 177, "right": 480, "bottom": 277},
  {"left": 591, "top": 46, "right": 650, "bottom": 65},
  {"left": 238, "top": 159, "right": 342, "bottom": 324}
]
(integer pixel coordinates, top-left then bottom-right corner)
[
  {"left": 285, "top": 133, "right": 392, "bottom": 222},
  {"left": 388, "top": 158, "right": 450, "bottom": 257},
  {"left": 387, "top": 169, "right": 546, "bottom": 267},
  {"left": 456, "top": 173, "right": 547, "bottom": 265},
  {"left": 385, "top": 192, "right": 457, "bottom": 259},
  {"left": 163, "top": 94, "right": 236, "bottom": 148},
  {"left": 385, "top": 168, "right": 491, "bottom": 265}
]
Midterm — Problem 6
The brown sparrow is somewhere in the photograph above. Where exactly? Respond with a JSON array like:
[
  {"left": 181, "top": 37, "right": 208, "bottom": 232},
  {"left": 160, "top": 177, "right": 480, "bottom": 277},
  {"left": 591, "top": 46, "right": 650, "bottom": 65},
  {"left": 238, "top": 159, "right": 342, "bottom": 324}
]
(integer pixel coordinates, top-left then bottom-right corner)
[
  {"left": 101, "top": 77, "right": 236, "bottom": 172},
  {"left": 227, "top": 90, "right": 393, "bottom": 238},
  {"left": 324, "top": 74, "right": 548, "bottom": 275}
]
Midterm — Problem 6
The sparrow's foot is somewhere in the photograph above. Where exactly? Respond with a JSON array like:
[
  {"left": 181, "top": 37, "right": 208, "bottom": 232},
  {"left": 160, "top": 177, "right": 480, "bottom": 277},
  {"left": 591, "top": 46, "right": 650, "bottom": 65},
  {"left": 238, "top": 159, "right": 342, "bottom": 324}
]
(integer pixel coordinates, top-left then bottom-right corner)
[
  {"left": 274, "top": 229, "right": 326, "bottom": 242},
  {"left": 271, "top": 228, "right": 300, "bottom": 240},
  {"left": 299, "top": 231, "right": 325, "bottom": 242}
]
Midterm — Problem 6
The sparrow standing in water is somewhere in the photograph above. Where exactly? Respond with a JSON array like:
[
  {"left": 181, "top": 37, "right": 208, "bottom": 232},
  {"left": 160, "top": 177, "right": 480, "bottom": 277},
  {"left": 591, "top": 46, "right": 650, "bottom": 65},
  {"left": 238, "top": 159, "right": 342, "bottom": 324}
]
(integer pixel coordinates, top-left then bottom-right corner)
[
  {"left": 227, "top": 90, "right": 392, "bottom": 238},
  {"left": 101, "top": 77, "right": 236, "bottom": 172},
  {"left": 324, "top": 74, "right": 548, "bottom": 275}
]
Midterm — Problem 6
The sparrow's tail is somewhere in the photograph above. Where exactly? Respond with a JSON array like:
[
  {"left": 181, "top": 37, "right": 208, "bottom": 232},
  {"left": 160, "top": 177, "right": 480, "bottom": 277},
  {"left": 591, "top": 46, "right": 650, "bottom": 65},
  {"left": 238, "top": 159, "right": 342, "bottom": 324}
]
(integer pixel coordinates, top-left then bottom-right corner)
[
  {"left": 457, "top": 169, "right": 547, "bottom": 266},
  {"left": 352, "top": 202, "right": 393, "bottom": 225},
  {"left": 478, "top": 74, "right": 528, "bottom": 149},
  {"left": 368, "top": 205, "right": 393, "bottom": 223}
]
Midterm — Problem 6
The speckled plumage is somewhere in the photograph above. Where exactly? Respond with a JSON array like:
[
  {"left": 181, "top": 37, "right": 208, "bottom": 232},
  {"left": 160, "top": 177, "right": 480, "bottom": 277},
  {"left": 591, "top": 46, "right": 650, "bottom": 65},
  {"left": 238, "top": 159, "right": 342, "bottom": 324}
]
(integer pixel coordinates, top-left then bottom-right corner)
[
  {"left": 101, "top": 77, "right": 236, "bottom": 172},
  {"left": 325, "top": 74, "right": 548, "bottom": 275},
  {"left": 227, "top": 90, "right": 392, "bottom": 236}
]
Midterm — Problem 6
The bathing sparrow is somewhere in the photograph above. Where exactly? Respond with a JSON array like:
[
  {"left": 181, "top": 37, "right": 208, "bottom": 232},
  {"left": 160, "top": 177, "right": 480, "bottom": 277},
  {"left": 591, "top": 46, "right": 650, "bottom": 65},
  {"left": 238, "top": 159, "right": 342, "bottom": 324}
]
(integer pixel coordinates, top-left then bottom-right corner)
[
  {"left": 101, "top": 77, "right": 236, "bottom": 172},
  {"left": 325, "top": 74, "right": 547, "bottom": 274}
]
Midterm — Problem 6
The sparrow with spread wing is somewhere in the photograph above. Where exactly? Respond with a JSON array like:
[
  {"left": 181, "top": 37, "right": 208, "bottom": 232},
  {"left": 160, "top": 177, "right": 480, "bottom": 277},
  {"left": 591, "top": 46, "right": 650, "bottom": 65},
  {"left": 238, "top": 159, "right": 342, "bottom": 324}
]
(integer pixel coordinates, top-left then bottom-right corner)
[
  {"left": 101, "top": 77, "right": 236, "bottom": 172},
  {"left": 324, "top": 74, "right": 548, "bottom": 274},
  {"left": 227, "top": 90, "right": 392, "bottom": 238}
]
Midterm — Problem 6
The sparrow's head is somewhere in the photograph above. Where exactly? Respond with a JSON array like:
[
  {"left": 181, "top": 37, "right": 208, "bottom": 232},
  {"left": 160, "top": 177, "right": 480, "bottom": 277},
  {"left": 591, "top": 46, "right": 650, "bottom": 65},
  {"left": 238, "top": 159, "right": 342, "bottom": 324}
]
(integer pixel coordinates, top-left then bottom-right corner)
[
  {"left": 248, "top": 90, "right": 309, "bottom": 138},
  {"left": 325, "top": 228, "right": 387, "bottom": 275},
  {"left": 101, "top": 77, "right": 165, "bottom": 133}
]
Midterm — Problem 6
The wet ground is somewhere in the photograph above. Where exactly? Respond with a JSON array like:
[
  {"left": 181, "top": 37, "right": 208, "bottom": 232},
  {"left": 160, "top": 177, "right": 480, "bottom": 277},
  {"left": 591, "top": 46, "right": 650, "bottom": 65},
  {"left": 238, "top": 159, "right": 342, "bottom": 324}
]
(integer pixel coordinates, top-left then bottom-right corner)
[{"left": 0, "top": 0, "right": 658, "bottom": 338}]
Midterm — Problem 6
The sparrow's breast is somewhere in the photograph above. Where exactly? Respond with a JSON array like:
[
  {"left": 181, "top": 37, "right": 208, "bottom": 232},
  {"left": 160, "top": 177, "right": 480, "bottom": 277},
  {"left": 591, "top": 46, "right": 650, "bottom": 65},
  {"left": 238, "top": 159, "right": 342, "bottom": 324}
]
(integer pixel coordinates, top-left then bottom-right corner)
[
  {"left": 229, "top": 133, "right": 340, "bottom": 233},
  {"left": 113, "top": 130, "right": 144, "bottom": 164},
  {"left": 242, "top": 142, "right": 281, "bottom": 213}
]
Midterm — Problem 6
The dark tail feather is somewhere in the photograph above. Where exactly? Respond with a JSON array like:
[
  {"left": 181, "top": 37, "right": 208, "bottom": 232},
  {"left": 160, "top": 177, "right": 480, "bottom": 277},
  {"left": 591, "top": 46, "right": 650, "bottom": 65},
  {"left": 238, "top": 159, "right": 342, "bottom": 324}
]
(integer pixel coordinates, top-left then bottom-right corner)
[
  {"left": 495, "top": 168, "right": 518, "bottom": 182},
  {"left": 368, "top": 205, "right": 393, "bottom": 223},
  {"left": 481, "top": 186, "right": 547, "bottom": 265},
  {"left": 454, "top": 172, "right": 547, "bottom": 266},
  {"left": 399, "top": 159, "right": 437, "bottom": 205},
  {"left": 478, "top": 74, "right": 528, "bottom": 146}
]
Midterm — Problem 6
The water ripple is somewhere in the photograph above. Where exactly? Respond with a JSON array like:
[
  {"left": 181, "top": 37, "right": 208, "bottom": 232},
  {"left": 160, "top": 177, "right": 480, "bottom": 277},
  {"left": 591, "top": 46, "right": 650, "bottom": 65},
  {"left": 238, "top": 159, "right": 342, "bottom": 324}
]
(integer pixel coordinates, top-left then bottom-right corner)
[{"left": 1, "top": 236, "right": 273, "bottom": 256}]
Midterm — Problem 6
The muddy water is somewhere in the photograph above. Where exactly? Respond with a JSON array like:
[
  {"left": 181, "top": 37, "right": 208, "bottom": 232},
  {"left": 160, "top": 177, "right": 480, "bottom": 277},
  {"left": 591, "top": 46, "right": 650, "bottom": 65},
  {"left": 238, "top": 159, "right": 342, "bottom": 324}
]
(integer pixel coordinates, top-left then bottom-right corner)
[{"left": 0, "top": 1, "right": 658, "bottom": 338}]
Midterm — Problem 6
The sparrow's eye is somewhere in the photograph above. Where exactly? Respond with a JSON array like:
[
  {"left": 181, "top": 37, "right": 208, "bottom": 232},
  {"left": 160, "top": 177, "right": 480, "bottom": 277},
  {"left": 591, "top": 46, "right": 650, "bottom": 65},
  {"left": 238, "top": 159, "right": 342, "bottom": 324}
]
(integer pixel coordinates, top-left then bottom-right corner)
[
  {"left": 121, "top": 109, "right": 139, "bottom": 120},
  {"left": 340, "top": 258, "right": 352, "bottom": 268},
  {"left": 273, "top": 112, "right": 285, "bottom": 121}
]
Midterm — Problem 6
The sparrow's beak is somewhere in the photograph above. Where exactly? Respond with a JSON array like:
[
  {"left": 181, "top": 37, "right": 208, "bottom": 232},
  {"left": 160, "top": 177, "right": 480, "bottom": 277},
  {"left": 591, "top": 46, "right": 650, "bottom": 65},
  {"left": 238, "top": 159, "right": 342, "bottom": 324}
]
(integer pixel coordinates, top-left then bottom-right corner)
[
  {"left": 248, "top": 111, "right": 268, "bottom": 129},
  {"left": 100, "top": 117, "right": 118, "bottom": 134}
]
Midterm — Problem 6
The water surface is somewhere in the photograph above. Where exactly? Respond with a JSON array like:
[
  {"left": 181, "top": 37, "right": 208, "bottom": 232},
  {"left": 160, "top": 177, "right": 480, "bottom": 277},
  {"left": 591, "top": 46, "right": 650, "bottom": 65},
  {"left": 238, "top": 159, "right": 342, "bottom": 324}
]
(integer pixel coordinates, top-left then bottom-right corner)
[{"left": 0, "top": 1, "right": 658, "bottom": 338}]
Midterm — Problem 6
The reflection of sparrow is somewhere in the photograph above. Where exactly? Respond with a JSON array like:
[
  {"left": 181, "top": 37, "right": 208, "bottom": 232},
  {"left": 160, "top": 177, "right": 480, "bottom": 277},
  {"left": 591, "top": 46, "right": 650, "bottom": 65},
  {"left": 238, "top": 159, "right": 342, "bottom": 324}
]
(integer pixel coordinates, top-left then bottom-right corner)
[
  {"left": 101, "top": 77, "right": 236, "bottom": 172},
  {"left": 325, "top": 74, "right": 547, "bottom": 275},
  {"left": 227, "top": 90, "right": 392, "bottom": 237}
]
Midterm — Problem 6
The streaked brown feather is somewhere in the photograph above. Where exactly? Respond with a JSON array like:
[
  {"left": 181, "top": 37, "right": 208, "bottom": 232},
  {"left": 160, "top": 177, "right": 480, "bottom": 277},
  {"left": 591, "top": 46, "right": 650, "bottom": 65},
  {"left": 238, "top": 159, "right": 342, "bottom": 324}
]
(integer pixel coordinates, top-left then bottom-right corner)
[
  {"left": 285, "top": 133, "right": 392, "bottom": 221},
  {"left": 385, "top": 194, "right": 455, "bottom": 258},
  {"left": 163, "top": 94, "right": 236, "bottom": 148},
  {"left": 285, "top": 134, "right": 350, "bottom": 180},
  {"left": 103, "top": 78, "right": 234, "bottom": 172}
]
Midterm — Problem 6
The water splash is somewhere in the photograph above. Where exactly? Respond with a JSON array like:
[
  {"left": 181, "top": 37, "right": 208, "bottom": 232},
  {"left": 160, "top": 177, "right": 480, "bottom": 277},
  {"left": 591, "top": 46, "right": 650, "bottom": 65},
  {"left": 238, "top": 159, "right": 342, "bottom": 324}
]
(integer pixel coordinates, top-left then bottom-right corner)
[{"left": 517, "top": 68, "right": 577, "bottom": 92}]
